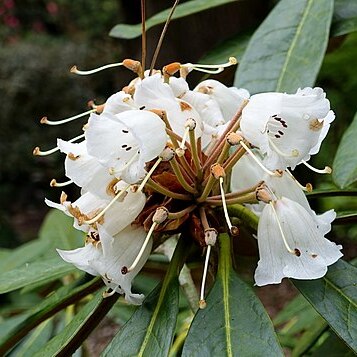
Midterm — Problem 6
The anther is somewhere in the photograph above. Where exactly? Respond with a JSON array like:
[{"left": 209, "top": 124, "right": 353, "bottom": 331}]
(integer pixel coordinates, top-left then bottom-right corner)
[
  {"left": 71, "top": 62, "right": 124, "bottom": 75},
  {"left": 256, "top": 183, "right": 273, "bottom": 203},
  {"left": 285, "top": 169, "right": 313, "bottom": 192},
  {"left": 40, "top": 109, "right": 96, "bottom": 126},
  {"left": 50, "top": 179, "right": 73, "bottom": 187},
  {"left": 102, "top": 289, "right": 117, "bottom": 298},
  {"left": 163, "top": 62, "right": 181, "bottom": 77},
  {"left": 211, "top": 163, "right": 225, "bottom": 180},
  {"left": 176, "top": 119, "right": 195, "bottom": 156},
  {"left": 122, "top": 59, "right": 142, "bottom": 75},
  {"left": 33, "top": 133, "right": 85, "bottom": 156},
  {"left": 180, "top": 57, "right": 237, "bottom": 75}
]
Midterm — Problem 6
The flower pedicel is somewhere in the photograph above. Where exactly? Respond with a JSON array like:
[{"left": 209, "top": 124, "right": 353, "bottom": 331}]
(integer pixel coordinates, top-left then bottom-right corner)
[{"left": 34, "top": 55, "right": 342, "bottom": 307}]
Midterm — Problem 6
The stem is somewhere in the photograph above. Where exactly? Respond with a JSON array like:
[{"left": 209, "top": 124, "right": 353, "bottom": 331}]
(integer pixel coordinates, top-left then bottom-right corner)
[
  {"left": 149, "top": 0, "right": 180, "bottom": 74},
  {"left": 168, "top": 205, "right": 197, "bottom": 220},
  {"left": 146, "top": 179, "right": 192, "bottom": 201},
  {"left": 199, "top": 206, "right": 210, "bottom": 230},
  {"left": 189, "top": 129, "right": 203, "bottom": 181},
  {"left": 223, "top": 147, "right": 245, "bottom": 173},
  {"left": 170, "top": 158, "right": 196, "bottom": 194},
  {"left": 227, "top": 204, "right": 259, "bottom": 231},
  {"left": 206, "top": 192, "right": 257, "bottom": 205}
]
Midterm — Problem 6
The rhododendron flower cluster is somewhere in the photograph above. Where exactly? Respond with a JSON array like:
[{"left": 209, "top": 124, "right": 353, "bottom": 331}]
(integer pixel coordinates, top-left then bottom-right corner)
[{"left": 34, "top": 57, "right": 342, "bottom": 306}]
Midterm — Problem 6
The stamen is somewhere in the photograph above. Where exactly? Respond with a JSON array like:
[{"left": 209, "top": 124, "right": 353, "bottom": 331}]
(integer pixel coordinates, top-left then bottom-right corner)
[
  {"left": 270, "top": 202, "right": 297, "bottom": 255},
  {"left": 199, "top": 228, "right": 217, "bottom": 309},
  {"left": 268, "top": 138, "right": 299, "bottom": 158},
  {"left": 40, "top": 109, "right": 96, "bottom": 126},
  {"left": 33, "top": 133, "right": 85, "bottom": 156},
  {"left": 176, "top": 119, "right": 196, "bottom": 156},
  {"left": 182, "top": 57, "right": 237, "bottom": 74},
  {"left": 239, "top": 140, "right": 279, "bottom": 176},
  {"left": 70, "top": 62, "right": 124, "bottom": 75},
  {"left": 301, "top": 160, "right": 332, "bottom": 174},
  {"left": 81, "top": 185, "right": 130, "bottom": 225},
  {"left": 109, "top": 152, "right": 140, "bottom": 175},
  {"left": 219, "top": 176, "right": 238, "bottom": 235},
  {"left": 102, "top": 289, "right": 117, "bottom": 298},
  {"left": 285, "top": 169, "right": 313, "bottom": 192},
  {"left": 137, "top": 157, "right": 163, "bottom": 192},
  {"left": 50, "top": 179, "right": 73, "bottom": 187}
]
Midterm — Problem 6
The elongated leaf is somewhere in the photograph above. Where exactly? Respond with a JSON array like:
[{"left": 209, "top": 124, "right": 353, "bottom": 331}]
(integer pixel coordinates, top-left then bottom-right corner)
[
  {"left": 0, "top": 277, "right": 101, "bottom": 355},
  {"left": 182, "top": 233, "right": 283, "bottom": 357},
  {"left": 10, "top": 319, "right": 53, "bottom": 357},
  {"left": 39, "top": 209, "right": 84, "bottom": 252},
  {"left": 293, "top": 260, "right": 357, "bottom": 353},
  {"left": 333, "top": 111, "right": 357, "bottom": 188},
  {"left": 109, "top": 0, "right": 237, "bottom": 39},
  {"left": 102, "top": 236, "right": 189, "bottom": 357},
  {"left": 235, "top": 0, "right": 334, "bottom": 94},
  {"left": 33, "top": 290, "right": 118, "bottom": 357},
  {"left": 332, "top": 0, "right": 357, "bottom": 36},
  {"left": 0, "top": 240, "right": 50, "bottom": 273},
  {"left": 0, "top": 257, "right": 75, "bottom": 294}
]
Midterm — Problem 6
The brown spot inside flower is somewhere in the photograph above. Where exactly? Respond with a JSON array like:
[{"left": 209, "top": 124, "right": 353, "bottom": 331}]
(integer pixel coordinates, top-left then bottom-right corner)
[
  {"left": 180, "top": 101, "right": 192, "bottom": 111},
  {"left": 309, "top": 118, "right": 323, "bottom": 131},
  {"left": 121, "top": 266, "right": 128, "bottom": 275},
  {"left": 311, "top": 253, "right": 318, "bottom": 258},
  {"left": 106, "top": 178, "right": 120, "bottom": 197},
  {"left": 68, "top": 152, "right": 80, "bottom": 161}
]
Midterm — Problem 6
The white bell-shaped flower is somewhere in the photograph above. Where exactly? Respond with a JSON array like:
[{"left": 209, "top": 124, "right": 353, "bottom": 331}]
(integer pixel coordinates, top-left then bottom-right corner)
[
  {"left": 254, "top": 197, "right": 342, "bottom": 286},
  {"left": 102, "top": 91, "right": 135, "bottom": 115},
  {"left": 134, "top": 73, "right": 203, "bottom": 138},
  {"left": 57, "top": 224, "right": 152, "bottom": 305},
  {"left": 194, "top": 79, "right": 249, "bottom": 122},
  {"left": 45, "top": 188, "right": 146, "bottom": 236},
  {"left": 240, "top": 87, "right": 333, "bottom": 170},
  {"left": 57, "top": 139, "right": 116, "bottom": 199},
  {"left": 86, "top": 109, "right": 167, "bottom": 183}
]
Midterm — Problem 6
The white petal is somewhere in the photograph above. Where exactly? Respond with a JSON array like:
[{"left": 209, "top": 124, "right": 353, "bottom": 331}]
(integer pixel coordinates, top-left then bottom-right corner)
[
  {"left": 56, "top": 244, "right": 102, "bottom": 276},
  {"left": 103, "top": 91, "right": 135, "bottom": 115}
]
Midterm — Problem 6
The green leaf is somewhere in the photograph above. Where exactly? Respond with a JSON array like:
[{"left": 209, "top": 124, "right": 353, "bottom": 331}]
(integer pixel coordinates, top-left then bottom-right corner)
[
  {"left": 10, "top": 319, "right": 53, "bottom": 357},
  {"left": 102, "top": 236, "right": 189, "bottom": 357},
  {"left": 332, "top": 0, "right": 357, "bottom": 36},
  {"left": 182, "top": 233, "right": 283, "bottom": 357},
  {"left": 333, "top": 111, "right": 357, "bottom": 188},
  {"left": 0, "top": 240, "right": 50, "bottom": 273},
  {"left": 0, "top": 277, "right": 102, "bottom": 355},
  {"left": 199, "top": 32, "right": 250, "bottom": 65},
  {"left": 234, "top": 0, "right": 334, "bottom": 94},
  {"left": 39, "top": 209, "right": 84, "bottom": 252},
  {"left": 293, "top": 260, "right": 357, "bottom": 353},
  {"left": 311, "top": 331, "right": 356, "bottom": 356},
  {"left": 33, "top": 290, "right": 118, "bottom": 357},
  {"left": 109, "top": 0, "right": 237, "bottom": 39},
  {"left": 0, "top": 256, "right": 75, "bottom": 294}
]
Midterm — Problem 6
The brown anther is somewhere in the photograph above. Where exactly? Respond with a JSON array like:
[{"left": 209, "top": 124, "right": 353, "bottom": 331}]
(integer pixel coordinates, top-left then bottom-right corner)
[
  {"left": 275, "top": 169, "right": 283, "bottom": 177},
  {"left": 309, "top": 118, "right": 324, "bottom": 131},
  {"left": 60, "top": 191, "right": 68, "bottom": 204},
  {"left": 33, "top": 147, "right": 40, "bottom": 155},
  {"left": 95, "top": 104, "right": 105, "bottom": 114},
  {"left": 87, "top": 100, "right": 96, "bottom": 109},
  {"left": 163, "top": 62, "right": 181, "bottom": 77},
  {"left": 121, "top": 266, "right": 128, "bottom": 275},
  {"left": 204, "top": 228, "right": 218, "bottom": 246},
  {"left": 68, "top": 152, "right": 80, "bottom": 161},
  {"left": 40, "top": 116, "right": 48, "bottom": 124},
  {"left": 70, "top": 65, "right": 77, "bottom": 73},
  {"left": 197, "top": 85, "right": 213, "bottom": 95},
  {"left": 211, "top": 163, "right": 225, "bottom": 179},
  {"left": 199, "top": 299, "right": 207, "bottom": 309},
  {"left": 106, "top": 178, "right": 121, "bottom": 197},
  {"left": 294, "top": 248, "right": 301, "bottom": 257},
  {"left": 255, "top": 184, "right": 272, "bottom": 203},
  {"left": 226, "top": 132, "right": 243, "bottom": 146},
  {"left": 230, "top": 226, "right": 239, "bottom": 236},
  {"left": 122, "top": 59, "right": 142, "bottom": 75},
  {"left": 306, "top": 183, "right": 313, "bottom": 192},
  {"left": 153, "top": 207, "right": 169, "bottom": 224},
  {"left": 50, "top": 179, "right": 57, "bottom": 187}
]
